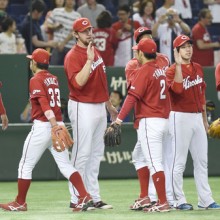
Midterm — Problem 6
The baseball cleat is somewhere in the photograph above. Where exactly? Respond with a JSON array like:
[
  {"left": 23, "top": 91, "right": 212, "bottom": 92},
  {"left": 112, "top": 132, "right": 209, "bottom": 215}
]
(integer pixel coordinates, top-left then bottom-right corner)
[
  {"left": 93, "top": 201, "right": 113, "bottom": 209},
  {"left": 72, "top": 195, "right": 95, "bottom": 212},
  {"left": 130, "top": 196, "right": 151, "bottom": 210},
  {"left": 198, "top": 202, "right": 220, "bottom": 210},
  {"left": 0, "top": 201, "right": 27, "bottom": 211},
  {"left": 143, "top": 201, "right": 170, "bottom": 213},
  {"left": 176, "top": 203, "right": 193, "bottom": 211}
]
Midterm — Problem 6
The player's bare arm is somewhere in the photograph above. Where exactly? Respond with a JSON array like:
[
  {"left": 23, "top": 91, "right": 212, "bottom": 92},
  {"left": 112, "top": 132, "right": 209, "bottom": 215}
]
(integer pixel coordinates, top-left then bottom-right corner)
[
  {"left": 75, "top": 42, "right": 94, "bottom": 87},
  {"left": 106, "top": 100, "right": 118, "bottom": 122},
  {"left": 1, "top": 114, "right": 8, "bottom": 130}
]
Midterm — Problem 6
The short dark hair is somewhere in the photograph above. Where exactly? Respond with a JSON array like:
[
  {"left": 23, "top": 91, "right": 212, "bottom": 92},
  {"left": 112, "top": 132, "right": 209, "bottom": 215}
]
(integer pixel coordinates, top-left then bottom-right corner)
[
  {"left": 111, "top": 90, "right": 123, "bottom": 100},
  {"left": 118, "top": 4, "right": 130, "bottom": 13},
  {"left": 1, "top": 16, "right": 14, "bottom": 32},
  {"left": 36, "top": 63, "right": 49, "bottom": 70},
  {"left": 143, "top": 52, "right": 157, "bottom": 59},
  {"left": 31, "top": 0, "right": 46, "bottom": 13},
  {"left": 198, "top": 8, "right": 210, "bottom": 20},
  {"left": 96, "top": 11, "right": 112, "bottom": 28}
]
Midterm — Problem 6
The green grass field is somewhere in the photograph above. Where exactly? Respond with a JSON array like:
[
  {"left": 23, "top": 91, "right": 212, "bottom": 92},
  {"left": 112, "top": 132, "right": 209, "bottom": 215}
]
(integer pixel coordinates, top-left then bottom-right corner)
[{"left": 0, "top": 178, "right": 220, "bottom": 220}]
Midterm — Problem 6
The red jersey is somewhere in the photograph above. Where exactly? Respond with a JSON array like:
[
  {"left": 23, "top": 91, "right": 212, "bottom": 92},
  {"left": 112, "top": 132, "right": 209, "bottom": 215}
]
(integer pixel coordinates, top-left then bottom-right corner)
[
  {"left": 93, "top": 27, "right": 118, "bottom": 66},
  {"left": 0, "top": 93, "right": 6, "bottom": 114},
  {"left": 215, "top": 63, "right": 220, "bottom": 91},
  {"left": 125, "top": 53, "right": 170, "bottom": 88},
  {"left": 64, "top": 45, "right": 109, "bottom": 103},
  {"left": 29, "top": 70, "right": 62, "bottom": 122},
  {"left": 128, "top": 60, "right": 170, "bottom": 119},
  {"left": 125, "top": 53, "right": 170, "bottom": 127},
  {"left": 166, "top": 62, "right": 206, "bottom": 113},
  {"left": 192, "top": 22, "right": 214, "bottom": 66}
]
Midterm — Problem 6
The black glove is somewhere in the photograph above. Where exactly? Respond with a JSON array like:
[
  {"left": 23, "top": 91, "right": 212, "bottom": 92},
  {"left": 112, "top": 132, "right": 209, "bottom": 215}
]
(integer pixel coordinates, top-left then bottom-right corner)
[{"left": 104, "top": 123, "right": 121, "bottom": 147}]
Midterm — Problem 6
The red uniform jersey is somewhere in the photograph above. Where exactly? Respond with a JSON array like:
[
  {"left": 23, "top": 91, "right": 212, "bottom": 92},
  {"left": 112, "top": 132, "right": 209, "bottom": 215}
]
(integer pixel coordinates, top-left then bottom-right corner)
[
  {"left": 125, "top": 53, "right": 170, "bottom": 88},
  {"left": 0, "top": 93, "right": 6, "bottom": 114},
  {"left": 215, "top": 63, "right": 220, "bottom": 91},
  {"left": 192, "top": 22, "right": 214, "bottom": 66},
  {"left": 166, "top": 62, "right": 206, "bottom": 112},
  {"left": 64, "top": 45, "right": 109, "bottom": 103},
  {"left": 29, "top": 70, "right": 62, "bottom": 122},
  {"left": 128, "top": 60, "right": 170, "bottom": 119},
  {"left": 93, "top": 27, "right": 118, "bottom": 66}
]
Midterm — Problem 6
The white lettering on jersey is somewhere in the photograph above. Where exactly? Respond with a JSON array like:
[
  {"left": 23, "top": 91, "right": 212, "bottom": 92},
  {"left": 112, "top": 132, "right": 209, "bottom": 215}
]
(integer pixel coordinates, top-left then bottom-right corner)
[
  {"left": 130, "top": 86, "right": 135, "bottom": 90},
  {"left": 44, "top": 77, "right": 58, "bottom": 87},
  {"left": 33, "top": 89, "right": 41, "bottom": 94},
  {"left": 153, "top": 67, "right": 167, "bottom": 79},
  {"left": 183, "top": 75, "right": 203, "bottom": 90},
  {"left": 91, "top": 56, "right": 104, "bottom": 72},
  {"left": 94, "top": 31, "right": 109, "bottom": 38}
]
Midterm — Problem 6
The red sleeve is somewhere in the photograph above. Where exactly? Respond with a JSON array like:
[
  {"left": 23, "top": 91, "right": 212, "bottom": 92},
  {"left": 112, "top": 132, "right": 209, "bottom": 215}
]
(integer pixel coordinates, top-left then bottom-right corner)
[
  {"left": 38, "top": 96, "right": 52, "bottom": 113},
  {"left": 118, "top": 94, "right": 138, "bottom": 121},
  {"left": 166, "top": 64, "right": 183, "bottom": 94},
  {"left": 192, "top": 24, "right": 204, "bottom": 41},
  {"left": 64, "top": 51, "right": 84, "bottom": 90},
  {"left": 215, "top": 63, "right": 220, "bottom": 91},
  {"left": 0, "top": 94, "right": 6, "bottom": 115}
]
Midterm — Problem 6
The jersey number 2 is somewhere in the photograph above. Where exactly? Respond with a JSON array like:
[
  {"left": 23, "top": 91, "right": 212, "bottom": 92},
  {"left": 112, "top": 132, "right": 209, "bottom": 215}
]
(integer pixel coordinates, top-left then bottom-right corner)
[
  {"left": 160, "top": 79, "right": 166, "bottom": 100},
  {"left": 48, "top": 88, "right": 61, "bottom": 107}
]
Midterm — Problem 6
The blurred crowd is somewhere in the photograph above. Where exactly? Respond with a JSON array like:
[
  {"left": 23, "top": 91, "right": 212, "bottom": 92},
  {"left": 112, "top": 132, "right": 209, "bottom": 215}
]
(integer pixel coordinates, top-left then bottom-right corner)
[{"left": 0, "top": 0, "right": 220, "bottom": 67}]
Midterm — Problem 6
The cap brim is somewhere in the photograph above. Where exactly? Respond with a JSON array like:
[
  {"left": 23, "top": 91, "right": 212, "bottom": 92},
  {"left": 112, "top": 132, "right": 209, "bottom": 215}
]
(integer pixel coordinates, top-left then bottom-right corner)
[
  {"left": 177, "top": 39, "right": 193, "bottom": 48},
  {"left": 77, "top": 25, "right": 93, "bottom": 32},
  {"left": 26, "top": 55, "right": 32, "bottom": 59},
  {"left": 132, "top": 45, "right": 139, "bottom": 50}
]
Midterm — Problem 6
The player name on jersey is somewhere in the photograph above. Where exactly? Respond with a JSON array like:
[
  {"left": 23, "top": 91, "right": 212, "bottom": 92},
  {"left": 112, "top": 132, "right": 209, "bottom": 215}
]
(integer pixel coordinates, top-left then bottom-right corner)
[
  {"left": 153, "top": 68, "right": 167, "bottom": 79},
  {"left": 44, "top": 77, "right": 58, "bottom": 87},
  {"left": 183, "top": 75, "right": 203, "bottom": 90},
  {"left": 93, "top": 31, "right": 109, "bottom": 38}
]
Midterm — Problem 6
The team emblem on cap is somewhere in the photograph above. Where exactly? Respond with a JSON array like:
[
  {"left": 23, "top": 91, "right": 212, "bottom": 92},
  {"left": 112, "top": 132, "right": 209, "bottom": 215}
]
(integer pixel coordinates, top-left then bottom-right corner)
[
  {"left": 138, "top": 28, "right": 145, "bottom": 33},
  {"left": 181, "top": 36, "right": 188, "bottom": 40},
  {"left": 82, "top": 20, "right": 88, "bottom": 25}
]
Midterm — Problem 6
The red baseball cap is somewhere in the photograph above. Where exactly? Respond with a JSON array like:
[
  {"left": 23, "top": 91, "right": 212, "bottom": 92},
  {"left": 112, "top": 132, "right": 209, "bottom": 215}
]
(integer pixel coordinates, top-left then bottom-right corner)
[
  {"left": 132, "top": 38, "right": 157, "bottom": 54},
  {"left": 173, "top": 34, "right": 192, "bottom": 48},
  {"left": 134, "top": 27, "right": 152, "bottom": 43},
  {"left": 26, "top": 48, "right": 50, "bottom": 64},
  {"left": 73, "top": 17, "right": 93, "bottom": 32}
]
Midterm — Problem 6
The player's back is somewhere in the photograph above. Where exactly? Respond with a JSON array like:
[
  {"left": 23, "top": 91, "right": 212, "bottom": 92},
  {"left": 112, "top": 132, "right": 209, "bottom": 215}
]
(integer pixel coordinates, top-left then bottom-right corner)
[{"left": 30, "top": 70, "right": 62, "bottom": 122}]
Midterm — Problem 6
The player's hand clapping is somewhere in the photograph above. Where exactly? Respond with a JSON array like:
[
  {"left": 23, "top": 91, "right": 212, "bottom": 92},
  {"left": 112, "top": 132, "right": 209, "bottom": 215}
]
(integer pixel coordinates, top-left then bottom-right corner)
[{"left": 174, "top": 48, "right": 182, "bottom": 65}]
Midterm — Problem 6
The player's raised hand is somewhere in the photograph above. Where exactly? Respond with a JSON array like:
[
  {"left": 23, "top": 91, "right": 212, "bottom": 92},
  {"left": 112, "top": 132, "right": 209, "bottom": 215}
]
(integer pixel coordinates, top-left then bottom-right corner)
[
  {"left": 174, "top": 48, "right": 182, "bottom": 65},
  {"left": 87, "top": 41, "right": 94, "bottom": 61}
]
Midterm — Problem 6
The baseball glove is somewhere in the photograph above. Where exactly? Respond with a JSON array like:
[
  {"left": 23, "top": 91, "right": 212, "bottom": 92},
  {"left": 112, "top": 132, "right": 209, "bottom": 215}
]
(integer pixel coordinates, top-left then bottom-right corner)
[
  {"left": 104, "top": 123, "right": 121, "bottom": 147},
  {"left": 208, "top": 118, "right": 220, "bottom": 138},
  {"left": 51, "top": 125, "right": 74, "bottom": 152}
]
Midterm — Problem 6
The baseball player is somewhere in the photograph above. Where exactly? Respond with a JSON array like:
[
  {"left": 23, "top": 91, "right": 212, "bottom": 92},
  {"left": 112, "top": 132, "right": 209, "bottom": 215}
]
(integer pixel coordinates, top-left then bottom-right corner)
[
  {"left": 0, "top": 82, "right": 8, "bottom": 130},
  {"left": 166, "top": 34, "right": 220, "bottom": 210},
  {"left": 0, "top": 48, "right": 94, "bottom": 212},
  {"left": 127, "top": 27, "right": 174, "bottom": 210},
  {"left": 114, "top": 38, "right": 170, "bottom": 212},
  {"left": 64, "top": 17, "right": 117, "bottom": 209}
]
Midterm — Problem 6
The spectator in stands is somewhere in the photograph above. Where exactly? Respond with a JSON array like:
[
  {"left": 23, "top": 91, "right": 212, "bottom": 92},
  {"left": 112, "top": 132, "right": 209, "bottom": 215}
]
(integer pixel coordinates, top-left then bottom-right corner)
[
  {"left": 132, "top": 0, "right": 156, "bottom": 29},
  {"left": 41, "top": 0, "right": 65, "bottom": 41},
  {"left": 155, "top": 0, "right": 174, "bottom": 21},
  {"left": 203, "top": 0, "right": 220, "bottom": 23},
  {"left": 192, "top": 8, "right": 220, "bottom": 66},
  {"left": 0, "top": 0, "right": 8, "bottom": 32},
  {"left": 174, "top": 0, "right": 192, "bottom": 26},
  {"left": 107, "top": 90, "right": 130, "bottom": 122},
  {"left": 112, "top": 4, "right": 141, "bottom": 67},
  {"left": 46, "top": 0, "right": 81, "bottom": 65},
  {"left": 20, "top": 0, "right": 57, "bottom": 53},
  {"left": 77, "top": 0, "right": 105, "bottom": 27},
  {"left": 0, "top": 16, "right": 17, "bottom": 53},
  {"left": 93, "top": 10, "right": 118, "bottom": 66},
  {"left": 152, "top": 8, "right": 190, "bottom": 63}
]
